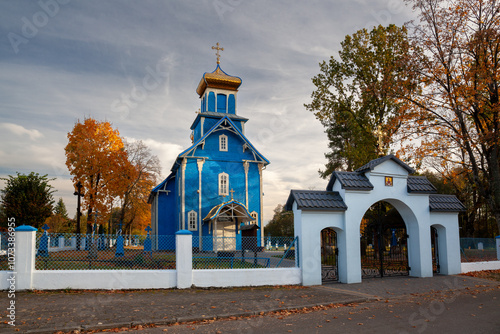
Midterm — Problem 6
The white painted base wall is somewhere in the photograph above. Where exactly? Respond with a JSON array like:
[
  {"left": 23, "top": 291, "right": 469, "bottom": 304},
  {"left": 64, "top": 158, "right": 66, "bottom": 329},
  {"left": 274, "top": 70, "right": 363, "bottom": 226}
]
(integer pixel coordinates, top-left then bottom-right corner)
[
  {"left": 0, "top": 272, "right": 12, "bottom": 290},
  {"left": 461, "top": 260, "right": 500, "bottom": 274},
  {"left": 32, "top": 270, "right": 177, "bottom": 290},
  {"left": 192, "top": 268, "right": 301, "bottom": 288}
]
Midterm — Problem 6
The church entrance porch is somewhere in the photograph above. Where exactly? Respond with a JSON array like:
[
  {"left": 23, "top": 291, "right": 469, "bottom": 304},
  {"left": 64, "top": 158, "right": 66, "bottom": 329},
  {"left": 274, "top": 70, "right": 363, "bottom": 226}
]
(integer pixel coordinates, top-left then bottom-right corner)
[
  {"left": 360, "top": 201, "right": 409, "bottom": 279},
  {"left": 204, "top": 200, "right": 255, "bottom": 253}
]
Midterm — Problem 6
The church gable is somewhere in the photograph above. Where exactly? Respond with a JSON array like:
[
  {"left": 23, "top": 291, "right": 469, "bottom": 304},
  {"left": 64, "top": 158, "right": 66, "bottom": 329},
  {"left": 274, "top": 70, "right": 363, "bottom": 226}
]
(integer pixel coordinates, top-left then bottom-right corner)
[{"left": 179, "top": 116, "right": 269, "bottom": 164}]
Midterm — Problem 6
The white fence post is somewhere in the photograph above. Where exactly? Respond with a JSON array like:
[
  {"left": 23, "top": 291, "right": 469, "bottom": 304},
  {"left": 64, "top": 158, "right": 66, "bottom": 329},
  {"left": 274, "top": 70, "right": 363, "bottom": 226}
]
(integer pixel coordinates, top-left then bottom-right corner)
[
  {"left": 496, "top": 236, "right": 500, "bottom": 261},
  {"left": 14, "top": 225, "right": 37, "bottom": 290},
  {"left": 176, "top": 230, "right": 193, "bottom": 289}
]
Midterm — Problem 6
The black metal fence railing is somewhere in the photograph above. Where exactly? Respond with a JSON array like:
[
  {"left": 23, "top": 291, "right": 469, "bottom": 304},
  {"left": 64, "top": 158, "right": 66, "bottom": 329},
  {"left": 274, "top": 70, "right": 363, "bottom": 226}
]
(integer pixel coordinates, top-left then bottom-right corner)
[
  {"left": 35, "top": 233, "right": 176, "bottom": 270},
  {"left": 192, "top": 236, "right": 298, "bottom": 270},
  {"left": 0, "top": 232, "right": 9, "bottom": 270}
]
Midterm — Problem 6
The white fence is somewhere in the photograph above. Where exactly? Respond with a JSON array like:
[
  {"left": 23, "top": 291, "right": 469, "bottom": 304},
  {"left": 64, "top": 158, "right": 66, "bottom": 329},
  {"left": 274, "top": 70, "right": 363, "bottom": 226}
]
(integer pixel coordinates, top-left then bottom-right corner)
[{"left": 1, "top": 227, "right": 301, "bottom": 291}]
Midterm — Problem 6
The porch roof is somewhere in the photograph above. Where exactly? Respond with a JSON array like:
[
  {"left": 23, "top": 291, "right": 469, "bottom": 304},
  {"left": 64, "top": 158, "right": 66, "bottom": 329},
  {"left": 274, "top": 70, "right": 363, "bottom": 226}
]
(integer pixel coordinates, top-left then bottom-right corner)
[{"left": 203, "top": 200, "right": 254, "bottom": 222}]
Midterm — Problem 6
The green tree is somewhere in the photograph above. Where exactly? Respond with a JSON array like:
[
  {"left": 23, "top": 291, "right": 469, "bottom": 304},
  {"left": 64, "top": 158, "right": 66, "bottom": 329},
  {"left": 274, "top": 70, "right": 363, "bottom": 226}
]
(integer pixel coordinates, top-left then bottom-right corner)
[
  {"left": 305, "top": 24, "right": 417, "bottom": 176},
  {"left": 45, "top": 198, "right": 72, "bottom": 233},
  {"left": 265, "top": 204, "right": 294, "bottom": 237},
  {"left": 0, "top": 172, "right": 55, "bottom": 229},
  {"left": 54, "top": 198, "right": 69, "bottom": 219}
]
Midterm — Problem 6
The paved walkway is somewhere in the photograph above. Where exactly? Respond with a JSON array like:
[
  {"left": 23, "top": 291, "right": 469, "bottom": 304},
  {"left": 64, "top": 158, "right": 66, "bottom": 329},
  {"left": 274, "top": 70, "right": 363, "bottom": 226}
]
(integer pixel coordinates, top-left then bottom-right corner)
[{"left": 0, "top": 275, "right": 498, "bottom": 334}]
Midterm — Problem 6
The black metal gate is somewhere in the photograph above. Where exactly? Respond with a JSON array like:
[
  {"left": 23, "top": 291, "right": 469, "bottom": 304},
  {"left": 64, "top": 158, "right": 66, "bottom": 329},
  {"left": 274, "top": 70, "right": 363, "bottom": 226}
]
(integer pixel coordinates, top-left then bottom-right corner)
[
  {"left": 321, "top": 228, "right": 338, "bottom": 282},
  {"left": 360, "top": 203, "right": 409, "bottom": 278},
  {"left": 431, "top": 227, "right": 440, "bottom": 274}
]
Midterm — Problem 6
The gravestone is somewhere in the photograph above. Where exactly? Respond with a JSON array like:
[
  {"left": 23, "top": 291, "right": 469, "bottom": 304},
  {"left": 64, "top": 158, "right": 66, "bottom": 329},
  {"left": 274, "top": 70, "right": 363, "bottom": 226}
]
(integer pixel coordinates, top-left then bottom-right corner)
[
  {"left": 115, "top": 223, "right": 124, "bottom": 257},
  {"left": 143, "top": 226, "right": 152, "bottom": 253},
  {"left": 36, "top": 224, "right": 50, "bottom": 257}
]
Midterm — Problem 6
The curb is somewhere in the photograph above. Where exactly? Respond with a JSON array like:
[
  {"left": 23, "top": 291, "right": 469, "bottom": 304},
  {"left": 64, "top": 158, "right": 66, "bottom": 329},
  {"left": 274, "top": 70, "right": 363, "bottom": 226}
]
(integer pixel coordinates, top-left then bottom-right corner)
[{"left": 17, "top": 297, "right": 373, "bottom": 333}]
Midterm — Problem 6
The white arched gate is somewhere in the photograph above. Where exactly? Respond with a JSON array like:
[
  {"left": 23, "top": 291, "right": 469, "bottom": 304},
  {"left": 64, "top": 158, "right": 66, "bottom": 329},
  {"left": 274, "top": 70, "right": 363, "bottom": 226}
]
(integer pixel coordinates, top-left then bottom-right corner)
[{"left": 286, "top": 155, "right": 465, "bottom": 285}]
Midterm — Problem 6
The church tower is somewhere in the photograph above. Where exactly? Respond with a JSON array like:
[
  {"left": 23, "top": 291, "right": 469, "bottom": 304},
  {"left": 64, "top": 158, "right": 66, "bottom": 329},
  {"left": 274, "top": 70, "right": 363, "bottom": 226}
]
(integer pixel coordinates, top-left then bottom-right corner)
[{"left": 149, "top": 44, "right": 269, "bottom": 251}]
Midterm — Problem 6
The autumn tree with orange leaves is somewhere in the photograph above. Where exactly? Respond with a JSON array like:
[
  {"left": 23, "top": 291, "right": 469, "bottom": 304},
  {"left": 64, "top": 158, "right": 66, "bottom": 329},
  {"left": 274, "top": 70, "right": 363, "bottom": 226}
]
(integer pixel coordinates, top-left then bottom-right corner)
[
  {"left": 399, "top": 0, "right": 500, "bottom": 235},
  {"left": 118, "top": 140, "right": 161, "bottom": 234},
  {"left": 65, "top": 118, "right": 131, "bottom": 234},
  {"left": 65, "top": 118, "right": 161, "bottom": 235}
]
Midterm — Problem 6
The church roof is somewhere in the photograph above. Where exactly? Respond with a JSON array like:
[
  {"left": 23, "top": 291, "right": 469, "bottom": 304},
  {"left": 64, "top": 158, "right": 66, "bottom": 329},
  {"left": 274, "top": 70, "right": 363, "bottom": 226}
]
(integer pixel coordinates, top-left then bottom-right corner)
[
  {"left": 355, "top": 154, "right": 415, "bottom": 174},
  {"left": 173, "top": 116, "right": 269, "bottom": 171},
  {"left": 148, "top": 173, "right": 175, "bottom": 202},
  {"left": 327, "top": 171, "right": 374, "bottom": 191},
  {"left": 196, "top": 64, "right": 242, "bottom": 97},
  {"left": 429, "top": 194, "right": 466, "bottom": 212},
  {"left": 407, "top": 176, "right": 437, "bottom": 194},
  {"left": 190, "top": 112, "right": 248, "bottom": 130},
  {"left": 285, "top": 190, "right": 347, "bottom": 211}
]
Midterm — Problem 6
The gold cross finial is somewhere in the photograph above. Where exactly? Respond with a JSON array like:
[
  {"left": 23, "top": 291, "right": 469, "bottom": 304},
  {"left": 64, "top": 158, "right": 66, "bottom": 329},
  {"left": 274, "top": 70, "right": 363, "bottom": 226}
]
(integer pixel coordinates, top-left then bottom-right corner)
[
  {"left": 229, "top": 188, "right": 235, "bottom": 200},
  {"left": 212, "top": 42, "right": 224, "bottom": 64}
]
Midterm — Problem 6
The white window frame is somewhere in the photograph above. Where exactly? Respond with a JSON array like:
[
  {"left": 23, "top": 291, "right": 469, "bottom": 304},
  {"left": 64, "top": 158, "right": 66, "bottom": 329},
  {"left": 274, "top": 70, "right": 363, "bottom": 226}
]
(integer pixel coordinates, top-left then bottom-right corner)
[
  {"left": 219, "top": 134, "right": 228, "bottom": 152},
  {"left": 219, "top": 172, "right": 229, "bottom": 196},
  {"left": 188, "top": 210, "right": 197, "bottom": 231},
  {"left": 251, "top": 211, "right": 258, "bottom": 223}
]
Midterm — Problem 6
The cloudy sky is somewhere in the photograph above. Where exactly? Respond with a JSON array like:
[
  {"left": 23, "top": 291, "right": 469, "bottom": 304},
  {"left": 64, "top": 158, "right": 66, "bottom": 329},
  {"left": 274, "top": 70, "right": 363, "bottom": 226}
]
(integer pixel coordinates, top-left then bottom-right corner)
[{"left": 0, "top": 0, "right": 416, "bottom": 224}]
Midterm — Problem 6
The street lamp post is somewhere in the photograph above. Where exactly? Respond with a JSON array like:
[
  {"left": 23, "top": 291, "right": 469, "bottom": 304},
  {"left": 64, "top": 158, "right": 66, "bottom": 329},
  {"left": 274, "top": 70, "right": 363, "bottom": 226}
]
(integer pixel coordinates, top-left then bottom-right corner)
[{"left": 73, "top": 181, "right": 84, "bottom": 250}]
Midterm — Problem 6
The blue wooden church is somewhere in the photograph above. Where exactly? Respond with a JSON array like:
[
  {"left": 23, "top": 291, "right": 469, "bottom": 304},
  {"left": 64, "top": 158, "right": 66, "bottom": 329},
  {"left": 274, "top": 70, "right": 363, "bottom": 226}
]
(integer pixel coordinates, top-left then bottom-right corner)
[{"left": 148, "top": 46, "right": 269, "bottom": 251}]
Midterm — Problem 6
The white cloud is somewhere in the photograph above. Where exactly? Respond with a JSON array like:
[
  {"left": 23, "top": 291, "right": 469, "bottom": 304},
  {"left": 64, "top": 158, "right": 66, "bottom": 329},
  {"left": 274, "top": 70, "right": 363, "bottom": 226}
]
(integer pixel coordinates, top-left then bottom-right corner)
[
  {"left": 125, "top": 137, "right": 184, "bottom": 177},
  {"left": 0, "top": 123, "right": 43, "bottom": 140}
]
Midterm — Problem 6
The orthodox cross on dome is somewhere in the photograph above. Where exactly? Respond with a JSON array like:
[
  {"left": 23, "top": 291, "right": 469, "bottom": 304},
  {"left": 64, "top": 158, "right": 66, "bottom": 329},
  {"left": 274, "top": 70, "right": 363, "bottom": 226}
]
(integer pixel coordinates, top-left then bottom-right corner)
[
  {"left": 212, "top": 42, "right": 224, "bottom": 64},
  {"left": 229, "top": 188, "right": 235, "bottom": 200}
]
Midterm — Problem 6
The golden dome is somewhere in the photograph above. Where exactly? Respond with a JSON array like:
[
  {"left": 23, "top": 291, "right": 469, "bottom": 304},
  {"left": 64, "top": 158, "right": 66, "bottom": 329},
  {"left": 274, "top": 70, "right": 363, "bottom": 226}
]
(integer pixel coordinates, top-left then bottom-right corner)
[{"left": 196, "top": 64, "right": 242, "bottom": 97}]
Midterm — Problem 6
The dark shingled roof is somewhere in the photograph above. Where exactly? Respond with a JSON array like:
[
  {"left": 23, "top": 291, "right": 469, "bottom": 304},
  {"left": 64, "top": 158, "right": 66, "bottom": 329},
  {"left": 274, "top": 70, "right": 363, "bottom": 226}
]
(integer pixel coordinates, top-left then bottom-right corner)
[
  {"left": 429, "top": 194, "right": 466, "bottom": 212},
  {"left": 327, "top": 171, "right": 374, "bottom": 191},
  {"left": 407, "top": 176, "right": 438, "bottom": 194},
  {"left": 285, "top": 190, "right": 347, "bottom": 211},
  {"left": 355, "top": 154, "right": 415, "bottom": 174}
]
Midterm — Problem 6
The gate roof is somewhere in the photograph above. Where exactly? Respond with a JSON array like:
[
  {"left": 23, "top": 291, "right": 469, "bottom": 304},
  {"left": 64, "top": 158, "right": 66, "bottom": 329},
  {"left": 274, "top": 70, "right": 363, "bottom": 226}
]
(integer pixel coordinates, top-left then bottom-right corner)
[{"left": 285, "top": 190, "right": 347, "bottom": 211}]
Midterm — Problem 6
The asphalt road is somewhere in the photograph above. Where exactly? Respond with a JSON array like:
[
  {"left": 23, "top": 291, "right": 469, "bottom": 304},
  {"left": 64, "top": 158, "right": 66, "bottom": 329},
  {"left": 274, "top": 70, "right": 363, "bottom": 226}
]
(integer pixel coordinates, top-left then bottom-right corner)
[{"left": 126, "top": 284, "right": 500, "bottom": 333}]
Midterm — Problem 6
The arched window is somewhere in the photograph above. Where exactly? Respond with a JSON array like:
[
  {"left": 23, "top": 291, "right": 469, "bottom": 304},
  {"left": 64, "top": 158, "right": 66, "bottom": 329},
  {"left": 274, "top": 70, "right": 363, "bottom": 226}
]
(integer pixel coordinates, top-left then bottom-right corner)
[
  {"left": 219, "top": 172, "right": 229, "bottom": 196},
  {"left": 219, "top": 134, "right": 228, "bottom": 151},
  {"left": 188, "top": 210, "right": 197, "bottom": 231},
  {"left": 217, "top": 94, "right": 227, "bottom": 113},
  {"left": 251, "top": 211, "right": 258, "bottom": 223}
]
